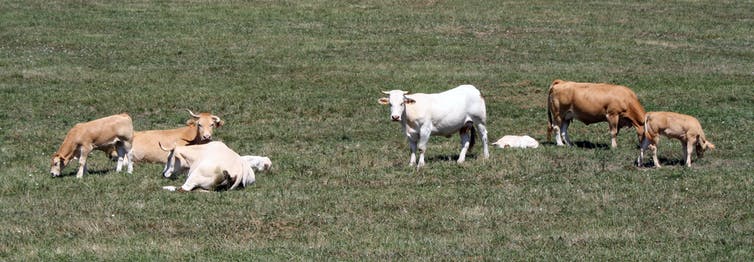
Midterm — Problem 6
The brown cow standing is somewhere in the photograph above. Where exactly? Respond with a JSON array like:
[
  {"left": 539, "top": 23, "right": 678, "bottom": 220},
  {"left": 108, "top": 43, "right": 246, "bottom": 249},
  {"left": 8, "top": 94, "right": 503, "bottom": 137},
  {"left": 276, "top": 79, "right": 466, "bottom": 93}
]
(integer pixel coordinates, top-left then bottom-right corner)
[
  {"left": 50, "top": 113, "right": 134, "bottom": 178},
  {"left": 547, "top": 79, "right": 646, "bottom": 148},
  {"left": 637, "top": 111, "right": 715, "bottom": 167},
  {"left": 127, "top": 110, "right": 224, "bottom": 163}
]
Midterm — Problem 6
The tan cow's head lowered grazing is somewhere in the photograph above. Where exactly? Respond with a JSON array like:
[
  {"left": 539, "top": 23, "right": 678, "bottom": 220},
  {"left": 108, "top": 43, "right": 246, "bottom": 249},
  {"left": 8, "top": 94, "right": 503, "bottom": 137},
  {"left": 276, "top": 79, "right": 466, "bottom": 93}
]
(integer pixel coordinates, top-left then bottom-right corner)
[
  {"left": 378, "top": 90, "right": 414, "bottom": 122},
  {"left": 186, "top": 109, "right": 224, "bottom": 142},
  {"left": 49, "top": 153, "right": 71, "bottom": 177}
]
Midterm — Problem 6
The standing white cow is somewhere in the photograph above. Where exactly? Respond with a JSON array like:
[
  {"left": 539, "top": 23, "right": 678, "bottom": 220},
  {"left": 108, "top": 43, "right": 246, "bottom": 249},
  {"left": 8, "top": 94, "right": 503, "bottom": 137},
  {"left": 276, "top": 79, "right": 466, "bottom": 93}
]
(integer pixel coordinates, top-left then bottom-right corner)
[
  {"left": 378, "top": 85, "right": 489, "bottom": 168},
  {"left": 161, "top": 141, "right": 255, "bottom": 192}
]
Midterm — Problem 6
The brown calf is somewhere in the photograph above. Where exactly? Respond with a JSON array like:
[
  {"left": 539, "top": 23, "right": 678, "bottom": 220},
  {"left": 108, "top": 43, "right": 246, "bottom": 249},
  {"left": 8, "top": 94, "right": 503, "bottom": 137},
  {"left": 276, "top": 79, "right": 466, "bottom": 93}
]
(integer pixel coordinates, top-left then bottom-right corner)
[
  {"left": 637, "top": 111, "right": 715, "bottom": 167},
  {"left": 50, "top": 113, "right": 134, "bottom": 178}
]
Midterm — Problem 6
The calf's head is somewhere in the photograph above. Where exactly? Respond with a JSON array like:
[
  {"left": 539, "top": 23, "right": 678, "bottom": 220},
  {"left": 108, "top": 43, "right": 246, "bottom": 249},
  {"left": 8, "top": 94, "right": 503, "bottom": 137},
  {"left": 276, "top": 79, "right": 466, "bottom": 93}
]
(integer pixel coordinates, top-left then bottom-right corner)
[
  {"left": 49, "top": 153, "right": 70, "bottom": 177},
  {"left": 377, "top": 90, "right": 414, "bottom": 121},
  {"left": 186, "top": 109, "right": 224, "bottom": 141},
  {"left": 696, "top": 139, "right": 715, "bottom": 158}
]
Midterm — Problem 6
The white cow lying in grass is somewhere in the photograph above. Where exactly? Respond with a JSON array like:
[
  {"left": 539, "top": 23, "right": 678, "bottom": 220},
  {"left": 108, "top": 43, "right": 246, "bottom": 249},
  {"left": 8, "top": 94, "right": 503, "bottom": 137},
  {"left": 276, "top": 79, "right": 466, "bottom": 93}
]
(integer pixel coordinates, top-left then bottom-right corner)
[
  {"left": 160, "top": 141, "right": 256, "bottom": 192},
  {"left": 492, "top": 135, "right": 539, "bottom": 149},
  {"left": 378, "top": 85, "right": 489, "bottom": 168}
]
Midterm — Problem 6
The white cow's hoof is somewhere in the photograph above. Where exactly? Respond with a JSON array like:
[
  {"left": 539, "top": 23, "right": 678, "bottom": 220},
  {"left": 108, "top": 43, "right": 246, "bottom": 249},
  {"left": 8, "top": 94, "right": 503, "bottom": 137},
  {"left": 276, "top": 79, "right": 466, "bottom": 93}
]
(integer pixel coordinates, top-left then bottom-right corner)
[{"left": 162, "top": 186, "right": 178, "bottom": 191}]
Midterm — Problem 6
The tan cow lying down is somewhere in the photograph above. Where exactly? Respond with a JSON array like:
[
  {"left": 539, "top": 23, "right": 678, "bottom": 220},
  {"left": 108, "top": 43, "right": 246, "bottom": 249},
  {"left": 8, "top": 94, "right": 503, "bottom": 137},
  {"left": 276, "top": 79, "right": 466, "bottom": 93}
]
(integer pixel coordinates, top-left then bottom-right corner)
[
  {"left": 126, "top": 110, "right": 223, "bottom": 164},
  {"left": 637, "top": 111, "right": 715, "bottom": 167},
  {"left": 492, "top": 135, "right": 539, "bottom": 149},
  {"left": 161, "top": 142, "right": 256, "bottom": 192},
  {"left": 547, "top": 79, "right": 646, "bottom": 148},
  {"left": 50, "top": 113, "right": 134, "bottom": 178}
]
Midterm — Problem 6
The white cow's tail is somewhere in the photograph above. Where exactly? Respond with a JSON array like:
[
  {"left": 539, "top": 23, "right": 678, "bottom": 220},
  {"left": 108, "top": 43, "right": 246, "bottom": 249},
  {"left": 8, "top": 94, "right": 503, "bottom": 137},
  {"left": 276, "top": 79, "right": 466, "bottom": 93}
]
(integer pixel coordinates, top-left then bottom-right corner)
[{"left": 469, "top": 125, "right": 476, "bottom": 151}]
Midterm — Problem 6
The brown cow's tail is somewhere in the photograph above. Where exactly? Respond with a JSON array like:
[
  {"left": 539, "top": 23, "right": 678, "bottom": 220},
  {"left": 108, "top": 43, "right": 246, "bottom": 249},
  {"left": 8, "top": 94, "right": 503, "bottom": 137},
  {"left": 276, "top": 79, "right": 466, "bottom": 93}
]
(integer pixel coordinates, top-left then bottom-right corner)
[
  {"left": 546, "top": 81, "right": 557, "bottom": 142},
  {"left": 643, "top": 113, "right": 654, "bottom": 143}
]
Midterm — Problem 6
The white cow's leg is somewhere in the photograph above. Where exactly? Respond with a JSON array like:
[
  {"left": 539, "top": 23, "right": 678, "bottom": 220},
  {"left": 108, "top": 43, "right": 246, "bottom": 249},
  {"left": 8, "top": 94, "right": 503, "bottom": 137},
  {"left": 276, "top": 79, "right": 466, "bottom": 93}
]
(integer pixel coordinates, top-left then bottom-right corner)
[
  {"left": 561, "top": 120, "right": 573, "bottom": 146},
  {"left": 476, "top": 122, "right": 489, "bottom": 159},
  {"left": 408, "top": 138, "right": 418, "bottom": 166},
  {"left": 457, "top": 124, "right": 471, "bottom": 164},
  {"left": 417, "top": 129, "right": 431, "bottom": 168}
]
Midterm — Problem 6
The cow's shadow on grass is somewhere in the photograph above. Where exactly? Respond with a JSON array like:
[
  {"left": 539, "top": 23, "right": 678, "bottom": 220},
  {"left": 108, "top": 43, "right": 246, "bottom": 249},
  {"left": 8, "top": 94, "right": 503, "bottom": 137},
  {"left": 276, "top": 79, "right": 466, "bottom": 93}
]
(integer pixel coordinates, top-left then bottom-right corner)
[
  {"left": 573, "top": 141, "right": 609, "bottom": 149},
  {"left": 57, "top": 168, "right": 114, "bottom": 178},
  {"left": 539, "top": 140, "right": 609, "bottom": 149},
  {"left": 427, "top": 154, "right": 477, "bottom": 162},
  {"left": 638, "top": 157, "right": 687, "bottom": 168}
]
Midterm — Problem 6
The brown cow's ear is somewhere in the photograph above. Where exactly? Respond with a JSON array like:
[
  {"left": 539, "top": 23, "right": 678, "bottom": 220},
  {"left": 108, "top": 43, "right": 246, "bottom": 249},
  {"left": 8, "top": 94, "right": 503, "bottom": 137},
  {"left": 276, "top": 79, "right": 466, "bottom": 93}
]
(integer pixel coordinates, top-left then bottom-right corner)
[
  {"left": 378, "top": 98, "right": 389, "bottom": 105},
  {"left": 404, "top": 98, "right": 416, "bottom": 104},
  {"left": 216, "top": 120, "right": 225, "bottom": 128},
  {"left": 186, "top": 118, "right": 196, "bottom": 126}
]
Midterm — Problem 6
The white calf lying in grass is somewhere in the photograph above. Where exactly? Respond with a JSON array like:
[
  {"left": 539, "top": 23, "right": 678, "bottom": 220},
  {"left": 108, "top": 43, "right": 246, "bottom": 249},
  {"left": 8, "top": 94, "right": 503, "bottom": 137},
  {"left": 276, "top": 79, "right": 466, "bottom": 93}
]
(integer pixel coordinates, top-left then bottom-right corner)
[
  {"left": 492, "top": 135, "right": 539, "bottom": 149},
  {"left": 637, "top": 111, "right": 715, "bottom": 167}
]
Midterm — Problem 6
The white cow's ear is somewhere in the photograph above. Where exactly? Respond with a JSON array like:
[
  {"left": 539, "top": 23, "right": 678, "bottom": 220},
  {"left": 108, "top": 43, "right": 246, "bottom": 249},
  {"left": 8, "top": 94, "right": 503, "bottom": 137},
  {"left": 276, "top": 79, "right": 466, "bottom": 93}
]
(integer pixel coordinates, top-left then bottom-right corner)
[
  {"left": 404, "top": 97, "right": 416, "bottom": 104},
  {"left": 381, "top": 91, "right": 391, "bottom": 94},
  {"left": 378, "top": 98, "right": 390, "bottom": 105}
]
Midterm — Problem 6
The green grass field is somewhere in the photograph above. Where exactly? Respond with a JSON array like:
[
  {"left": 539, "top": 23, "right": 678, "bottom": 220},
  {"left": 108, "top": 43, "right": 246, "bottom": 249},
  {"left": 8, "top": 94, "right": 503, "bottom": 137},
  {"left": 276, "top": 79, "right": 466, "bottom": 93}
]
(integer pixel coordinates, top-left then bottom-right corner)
[{"left": 1, "top": 0, "right": 752, "bottom": 260}]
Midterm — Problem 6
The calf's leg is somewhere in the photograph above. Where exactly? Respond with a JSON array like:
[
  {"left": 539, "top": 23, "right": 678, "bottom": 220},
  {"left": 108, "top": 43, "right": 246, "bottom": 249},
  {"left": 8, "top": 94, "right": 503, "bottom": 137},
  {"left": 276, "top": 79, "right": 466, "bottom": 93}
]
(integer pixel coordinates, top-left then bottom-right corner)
[{"left": 76, "top": 147, "right": 91, "bottom": 178}]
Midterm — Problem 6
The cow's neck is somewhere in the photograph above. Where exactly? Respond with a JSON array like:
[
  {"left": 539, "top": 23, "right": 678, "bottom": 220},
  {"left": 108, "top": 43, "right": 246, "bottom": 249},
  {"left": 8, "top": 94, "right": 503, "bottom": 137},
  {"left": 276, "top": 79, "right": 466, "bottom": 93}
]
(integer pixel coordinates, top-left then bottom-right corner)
[{"left": 180, "top": 125, "right": 204, "bottom": 145}]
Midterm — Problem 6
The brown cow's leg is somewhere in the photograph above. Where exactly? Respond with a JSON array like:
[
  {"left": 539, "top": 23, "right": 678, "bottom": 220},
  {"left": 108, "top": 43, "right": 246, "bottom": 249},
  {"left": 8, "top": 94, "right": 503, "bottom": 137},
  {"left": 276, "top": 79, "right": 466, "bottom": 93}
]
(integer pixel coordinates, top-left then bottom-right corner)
[
  {"left": 684, "top": 139, "right": 695, "bottom": 167},
  {"left": 607, "top": 114, "right": 620, "bottom": 148},
  {"left": 76, "top": 146, "right": 91, "bottom": 178}
]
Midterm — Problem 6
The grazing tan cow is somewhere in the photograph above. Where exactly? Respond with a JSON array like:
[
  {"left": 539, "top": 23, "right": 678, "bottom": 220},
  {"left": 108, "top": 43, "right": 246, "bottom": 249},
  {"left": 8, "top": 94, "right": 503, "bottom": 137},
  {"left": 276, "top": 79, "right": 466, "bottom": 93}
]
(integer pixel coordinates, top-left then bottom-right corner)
[
  {"left": 50, "top": 113, "right": 134, "bottom": 178},
  {"left": 547, "top": 79, "right": 646, "bottom": 148},
  {"left": 126, "top": 110, "right": 223, "bottom": 163},
  {"left": 637, "top": 111, "right": 715, "bottom": 167}
]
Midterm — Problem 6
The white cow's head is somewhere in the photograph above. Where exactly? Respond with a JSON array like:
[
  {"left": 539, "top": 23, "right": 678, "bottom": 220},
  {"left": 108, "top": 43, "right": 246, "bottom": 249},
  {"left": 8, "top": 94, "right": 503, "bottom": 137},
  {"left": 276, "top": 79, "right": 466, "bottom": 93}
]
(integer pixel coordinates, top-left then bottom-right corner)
[
  {"left": 186, "top": 109, "right": 224, "bottom": 142},
  {"left": 159, "top": 142, "right": 183, "bottom": 178},
  {"left": 241, "top": 156, "right": 272, "bottom": 173},
  {"left": 378, "top": 90, "right": 414, "bottom": 121}
]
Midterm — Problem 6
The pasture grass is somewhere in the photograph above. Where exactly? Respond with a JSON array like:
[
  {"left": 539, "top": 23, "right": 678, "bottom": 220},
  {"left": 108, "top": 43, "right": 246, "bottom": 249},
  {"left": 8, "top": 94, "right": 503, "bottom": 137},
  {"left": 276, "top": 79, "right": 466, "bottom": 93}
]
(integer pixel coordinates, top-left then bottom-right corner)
[{"left": 1, "top": 0, "right": 753, "bottom": 260}]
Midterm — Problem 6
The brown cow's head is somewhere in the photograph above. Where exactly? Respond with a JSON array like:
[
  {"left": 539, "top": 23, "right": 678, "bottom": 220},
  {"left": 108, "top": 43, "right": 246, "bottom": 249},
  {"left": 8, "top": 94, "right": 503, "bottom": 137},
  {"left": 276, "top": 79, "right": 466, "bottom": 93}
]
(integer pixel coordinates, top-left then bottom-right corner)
[
  {"left": 50, "top": 153, "right": 70, "bottom": 177},
  {"left": 186, "top": 109, "right": 224, "bottom": 142}
]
